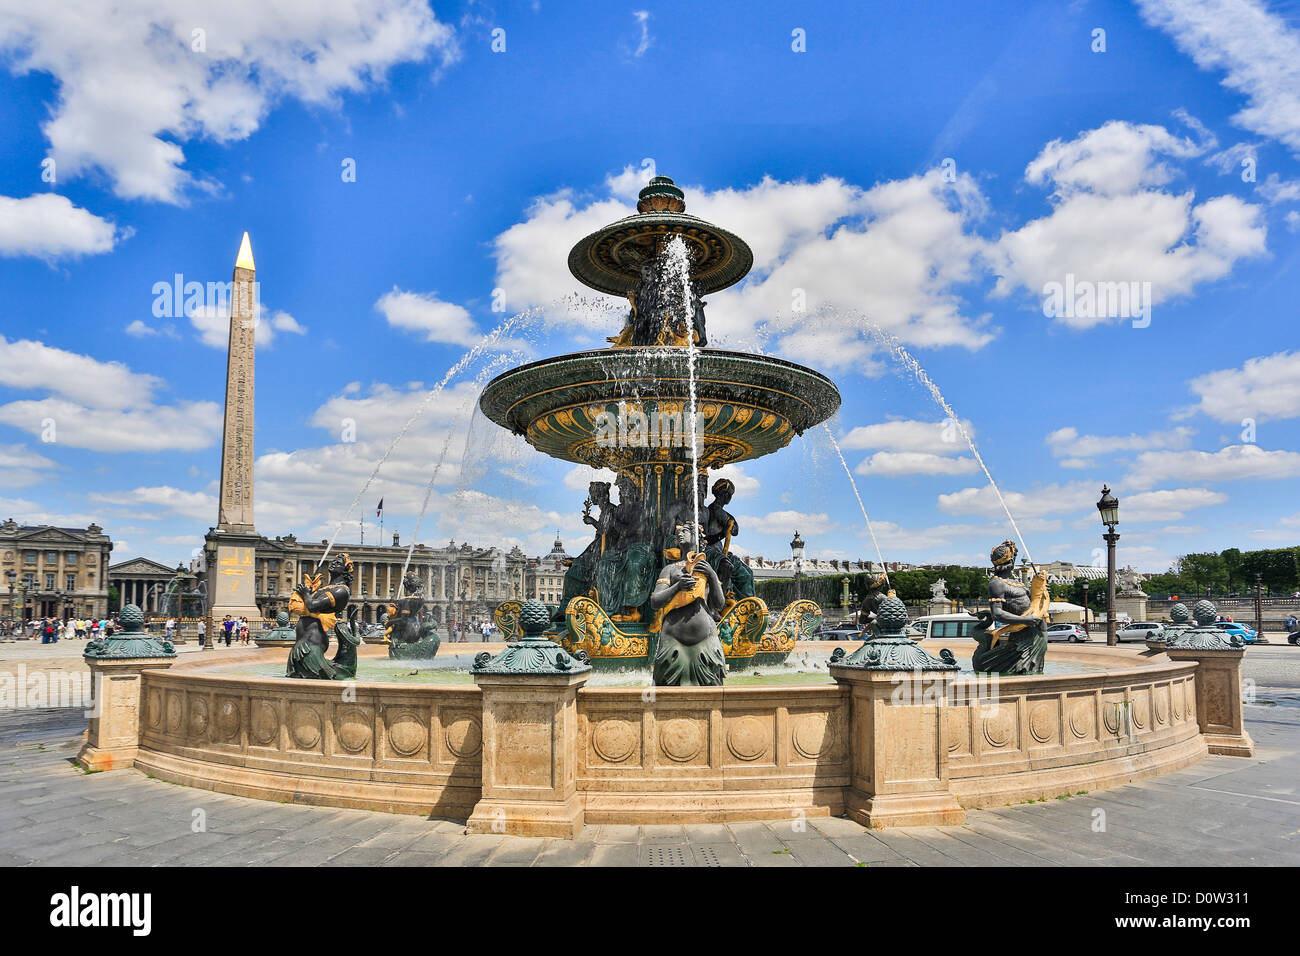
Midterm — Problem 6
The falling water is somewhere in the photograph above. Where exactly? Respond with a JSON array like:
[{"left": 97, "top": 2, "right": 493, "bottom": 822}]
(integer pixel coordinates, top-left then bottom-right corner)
[
  {"left": 318, "top": 307, "right": 539, "bottom": 569},
  {"left": 854, "top": 317, "right": 1034, "bottom": 567},
  {"left": 399, "top": 353, "right": 519, "bottom": 580},
  {"left": 822, "top": 423, "right": 890, "bottom": 592},
  {"left": 663, "top": 235, "right": 702, "bottom": 552}
]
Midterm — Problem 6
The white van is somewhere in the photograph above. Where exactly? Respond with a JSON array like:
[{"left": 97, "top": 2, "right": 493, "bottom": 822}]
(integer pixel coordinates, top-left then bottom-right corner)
[{"left": 911, "top": 612, "right": 980, "bottom": 640}]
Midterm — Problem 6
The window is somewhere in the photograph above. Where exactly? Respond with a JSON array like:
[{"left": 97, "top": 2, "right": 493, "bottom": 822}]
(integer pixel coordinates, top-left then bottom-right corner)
[
  {"left": 24, "top": 551, "right": 35, "bottom": 565},
  {"left": 45, "top": 551, "right": 57, "bottom": 564},
  {"left": 44, "top": 573, "right": 54, "bottom": 590},
  {"left": 23, "top": 574, "right": 34, "bottom": 588},
  {"left": 65, "top": 552, "right": 77, "bottom": 565},
  {"left": 267, "top": 582, "right": 277, "bottom": 595},
  {"left": 934, "top": 621, "right": 957, "bottom": 638},
  {"left": 65, "top": 574, "right": 76, "bottom": 591}
]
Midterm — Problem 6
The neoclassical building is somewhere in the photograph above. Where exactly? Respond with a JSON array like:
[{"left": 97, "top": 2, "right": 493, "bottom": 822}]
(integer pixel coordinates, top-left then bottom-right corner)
[
  {"left": 202, "top": 532, "right": 528, "bottom": 626},
  {"left": 526, "top": 535, "right": 570, "bottom": 606},
  {"left": 0, "top": 520, "right": 114, "bottom": 620},
  {"left": 107, "top": 557, "right": 182, "bottom": 614}
]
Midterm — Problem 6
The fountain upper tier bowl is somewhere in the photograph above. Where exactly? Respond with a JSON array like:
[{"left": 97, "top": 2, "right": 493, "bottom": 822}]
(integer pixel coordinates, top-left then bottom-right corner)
[{"left": 479, "top": 347, "right": 841, "bottom": 470}]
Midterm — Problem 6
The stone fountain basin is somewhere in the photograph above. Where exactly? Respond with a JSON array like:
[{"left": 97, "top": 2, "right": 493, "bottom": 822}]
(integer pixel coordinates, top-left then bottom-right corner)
[
  {"left": 478, "top": 348, "right": 841, "bottom": 468},
  {"left": 130, "top": 641, "right": 1207, "bottom": 826}
]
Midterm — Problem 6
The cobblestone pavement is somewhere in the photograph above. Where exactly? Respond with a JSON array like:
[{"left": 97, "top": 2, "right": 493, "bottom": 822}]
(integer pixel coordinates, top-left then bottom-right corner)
[{"left": 1, "top": 694, "right": 1297, "bottom": 867}]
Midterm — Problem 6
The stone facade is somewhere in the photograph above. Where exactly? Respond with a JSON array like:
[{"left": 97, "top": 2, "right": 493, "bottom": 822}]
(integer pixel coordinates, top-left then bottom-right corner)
[
  {"left": 107, "top": 557, "right": 176, "bottom": 614},
  {"left": 0, "top": 519, "right": 113, "bottom": 620}
]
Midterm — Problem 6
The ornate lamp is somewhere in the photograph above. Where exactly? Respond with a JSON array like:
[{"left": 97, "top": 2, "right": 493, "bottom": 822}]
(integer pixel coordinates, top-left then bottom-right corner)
[
  {"left": 1097, "top": 485, "right": 1121, "bottom": 646},
  {"left": 790, "top": 530, "right": 805, "bottom": 601}
]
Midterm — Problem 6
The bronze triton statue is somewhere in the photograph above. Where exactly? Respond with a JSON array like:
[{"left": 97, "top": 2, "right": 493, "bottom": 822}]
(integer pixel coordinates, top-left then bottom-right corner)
[
  {"left": 971, "top": 540, "right": 1048, "bottom": 675},
  {"left": 651, "top": 523, "right": 727, "bottom": 686},
  {"left": 285, "top": 552, "right": 361, "bottom": 680}
]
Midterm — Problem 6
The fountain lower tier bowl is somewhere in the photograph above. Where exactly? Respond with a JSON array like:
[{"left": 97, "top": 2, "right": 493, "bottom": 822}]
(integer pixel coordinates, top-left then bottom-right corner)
[{"left": 479, "top": 348, "right": 841, "bottom": 470}]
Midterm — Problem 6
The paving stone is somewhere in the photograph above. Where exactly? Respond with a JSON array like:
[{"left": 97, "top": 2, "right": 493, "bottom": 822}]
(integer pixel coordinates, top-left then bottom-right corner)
[
  {"left": 534, "top": 839, "right": 596, "bottom": 867},
  {"left": 588, "top": 843, "right": 639, "bottom": 867},
  {"left": 485, "top": 836, "right": 547, "bottom": 866},
  {"left": 640, "top": 824, "right": 687, "bottom": 843},
  {"left": 690, "top": 842, "right": 747, "bottom": 867},
  {"left": 593, "top": 824, "right": 640, "bottom": 844}
]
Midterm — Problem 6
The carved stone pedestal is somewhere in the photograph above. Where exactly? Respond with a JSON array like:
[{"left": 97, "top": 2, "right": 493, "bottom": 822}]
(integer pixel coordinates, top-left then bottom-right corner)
[
  {"left": 78, "top": 656, "right": 176, "bottom": 771},
  {"left": 1165, "top": 644, "right": 1254, "bottom": 756},
  {"left": 466, "top": 671, "right": 589, "bottom": 837},
  {"left": 466, "top": 598, "right": 591, "bottom": 837},
  {"left": 76, "top": 604, "right": 176, "bottom": 772},
  {"left": 831, "top": 667, "right": 966, "bottom": 828},
  {"left": 829, "top": 595, "right": 964, "bottom": 829}
]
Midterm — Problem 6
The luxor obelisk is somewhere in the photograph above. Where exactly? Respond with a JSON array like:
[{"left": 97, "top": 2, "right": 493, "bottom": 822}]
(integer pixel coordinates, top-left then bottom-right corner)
[{"left": 205, "top": 232, "right": 263, "bottom": 630}]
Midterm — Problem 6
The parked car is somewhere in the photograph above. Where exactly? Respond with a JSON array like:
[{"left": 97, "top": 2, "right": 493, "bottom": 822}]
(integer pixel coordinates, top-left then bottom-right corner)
[
  {"left": 911, "top": 613, "right": 980, "bottom": 640},
  {"left": 1211, "top": 621, "right": 1266, "bottom": 644},
  {"left": 1116, "top": 621, "right": 1165, "bottom": 643},
  {"left": 1046, "top": 622, "right": 1090, "bottom": 643},
  {"left": 815, "top": 622, "right": 863, "bottom": 641}
]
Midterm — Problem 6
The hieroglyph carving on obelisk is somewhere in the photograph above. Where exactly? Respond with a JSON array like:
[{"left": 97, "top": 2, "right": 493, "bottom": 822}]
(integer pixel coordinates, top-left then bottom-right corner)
[{"left": 217, "top": 231, "right": 256, "bottom": 532}]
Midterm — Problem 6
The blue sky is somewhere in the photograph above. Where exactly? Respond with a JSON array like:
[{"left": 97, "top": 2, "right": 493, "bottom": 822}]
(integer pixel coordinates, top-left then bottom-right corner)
[{"left": 0, "top": 0, "right": 1298, "bottom": 573}]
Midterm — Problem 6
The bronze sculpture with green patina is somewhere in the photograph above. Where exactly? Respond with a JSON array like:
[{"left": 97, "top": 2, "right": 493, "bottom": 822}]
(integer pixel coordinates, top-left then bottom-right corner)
[
  {"left": 285, "top": 552, "right": 360, "bottom": 680},
  {"left": 651, "top": 523, "right": 727, "bottom": 686},
  {"left": 385, "top": 570, "right": 442, "bottom": 659},
  {"left": 971, "top": 539, "right": 1048, "bottom": 675}
]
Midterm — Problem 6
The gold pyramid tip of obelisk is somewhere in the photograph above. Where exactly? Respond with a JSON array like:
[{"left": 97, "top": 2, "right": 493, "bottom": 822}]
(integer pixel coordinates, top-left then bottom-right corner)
[{"left": 235, "top": 231, "right": 254, "bottom": 271}]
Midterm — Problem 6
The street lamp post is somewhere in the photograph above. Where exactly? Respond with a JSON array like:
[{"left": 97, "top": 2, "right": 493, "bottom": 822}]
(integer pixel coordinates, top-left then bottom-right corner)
[
  {"left": 1097, "top": 486, "right": 1120, "bottom": 647},
  {"left": 1081, "top": 579, "right": 1090, "bottom": 636},
  {"left": 4, "top": 570, "right": 13, "bottom": 640},
  {"left": 1254, "top": 572, "right": 1264, "bottom": 639},
  {"left": 790, "top": 531, "right": 805, "bottom": 602}
]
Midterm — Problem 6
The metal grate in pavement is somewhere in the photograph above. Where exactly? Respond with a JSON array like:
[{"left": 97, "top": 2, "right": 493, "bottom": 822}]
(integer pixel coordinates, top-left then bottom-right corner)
[
  {"left": 694, "top": 846, "right": 722, "bottom": 866},
  {"left": 643, "top": 846, "right": 691, "bottom": 866}
]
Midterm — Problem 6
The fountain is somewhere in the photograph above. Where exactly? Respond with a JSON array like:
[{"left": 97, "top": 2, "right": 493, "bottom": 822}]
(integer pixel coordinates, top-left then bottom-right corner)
[
  {"left": 101, "top": 173, "right": 1253, "bottom": 832},
  {"left": 479, "top": 176, "right": 841, "bottom": 681}
]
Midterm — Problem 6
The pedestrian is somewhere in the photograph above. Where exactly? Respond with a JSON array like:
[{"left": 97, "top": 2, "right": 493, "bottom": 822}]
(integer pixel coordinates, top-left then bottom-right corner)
[
  {"left": 222, "top": 615, "right": 233, "bottom": 646},
  {"left": 165, "top": 617, "right": 175, "bottom": 641},
  {"left": 239, "top": 617, "right": 248, "bottom": 644},
  {"left": 197, "top": 618, "right": 206, "bottom": 647}
]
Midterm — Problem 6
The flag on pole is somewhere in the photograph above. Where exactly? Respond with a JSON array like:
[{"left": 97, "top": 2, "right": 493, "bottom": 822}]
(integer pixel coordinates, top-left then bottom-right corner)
[{"left": 376, "top": 498, "right": 384, "bottom": 517}]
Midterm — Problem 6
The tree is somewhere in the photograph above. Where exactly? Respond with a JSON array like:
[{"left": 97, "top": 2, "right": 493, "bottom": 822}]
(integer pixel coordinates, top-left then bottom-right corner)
[{"left": 1175, "top": 553, "right": 1228, "bottom": 594}]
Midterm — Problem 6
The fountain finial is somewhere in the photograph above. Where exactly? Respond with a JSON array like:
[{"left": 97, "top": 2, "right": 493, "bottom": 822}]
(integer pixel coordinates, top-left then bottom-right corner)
[{"left": 637, "top": 176, "right": 686, "bottom": 214}]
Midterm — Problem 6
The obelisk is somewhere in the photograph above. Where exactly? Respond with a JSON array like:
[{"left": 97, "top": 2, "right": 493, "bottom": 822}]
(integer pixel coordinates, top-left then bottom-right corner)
[{"left": 205, "top": 232, "right": 263, "bottom": 631}]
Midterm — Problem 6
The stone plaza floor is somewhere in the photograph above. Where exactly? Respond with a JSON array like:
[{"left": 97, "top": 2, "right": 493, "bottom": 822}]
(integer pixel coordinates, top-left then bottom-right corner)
[{"left": 1, "top": 691, "right": 1297, "bottom": 867}]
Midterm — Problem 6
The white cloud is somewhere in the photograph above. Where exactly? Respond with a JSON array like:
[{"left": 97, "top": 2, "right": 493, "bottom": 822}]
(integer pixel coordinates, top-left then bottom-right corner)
[
  {"left": 0, "top": 398, "right": 222, "bottom": 452},
  {"left": 1137, "top": 0, "right": 1300, "bottom": 154},
  {"left": 0, "top": 336, "right": 222, "bottom": 451},
  {"left": 89, "top": 485, "right": 217, "bottom": 521},
  {"left": 855, "top": 451, "right": 979, "bottom": 477},
  {"left": 1184, "top": 350, "right": 1300, "bottom": 423},
  {"left": 0, "top": 443, "right": 57, "bottom": 489},
  {"left": 125, "top": 320, "right": 158, "bottom": 338},
  {"left": 737, "top": 510, "right": 836, "bottom": 536},
  {"left": 1125, "top": 444, "right": 1300, "bottom": 488},
  {"left": 629, "top": 11, "right": 652, "bottom": 58},
  {"left": 938, "top": 480, "right": 1098, "bottom": 520},
  {"left": 0, "top": 336, "right": 160, "bottom": 409},
  {"left": 841, "top": 418, "right": 974, "bottom": 455},
  {"left": 1024, "top": 121, "right": 1204, "bottom": 197},
  {"left": 1045, "top": 425, "right": 1195, "bottom": 462},
  {"left": 991, "top": 190, "right": 1267, "bottom": 328},
  {"left": 0, "top": 0, "right": 460, "bottom": 202},
  {"left": 1119, "top": 487, "right": 1229, "bottom": 522},
  {"left": 0, "top": 193, "right": 121, "bottom": 259},
  {"left": 375, "top": 288, "right": 481, "bottom": 346}
]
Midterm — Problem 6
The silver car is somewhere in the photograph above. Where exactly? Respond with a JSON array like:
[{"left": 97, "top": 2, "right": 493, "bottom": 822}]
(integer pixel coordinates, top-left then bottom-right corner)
[
  {"left": 1046, "top": 622, "right": 1089, "bottom": 643},
  {"left": 1116, "top": 621, "right": 1165, "bottom": 643}
]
